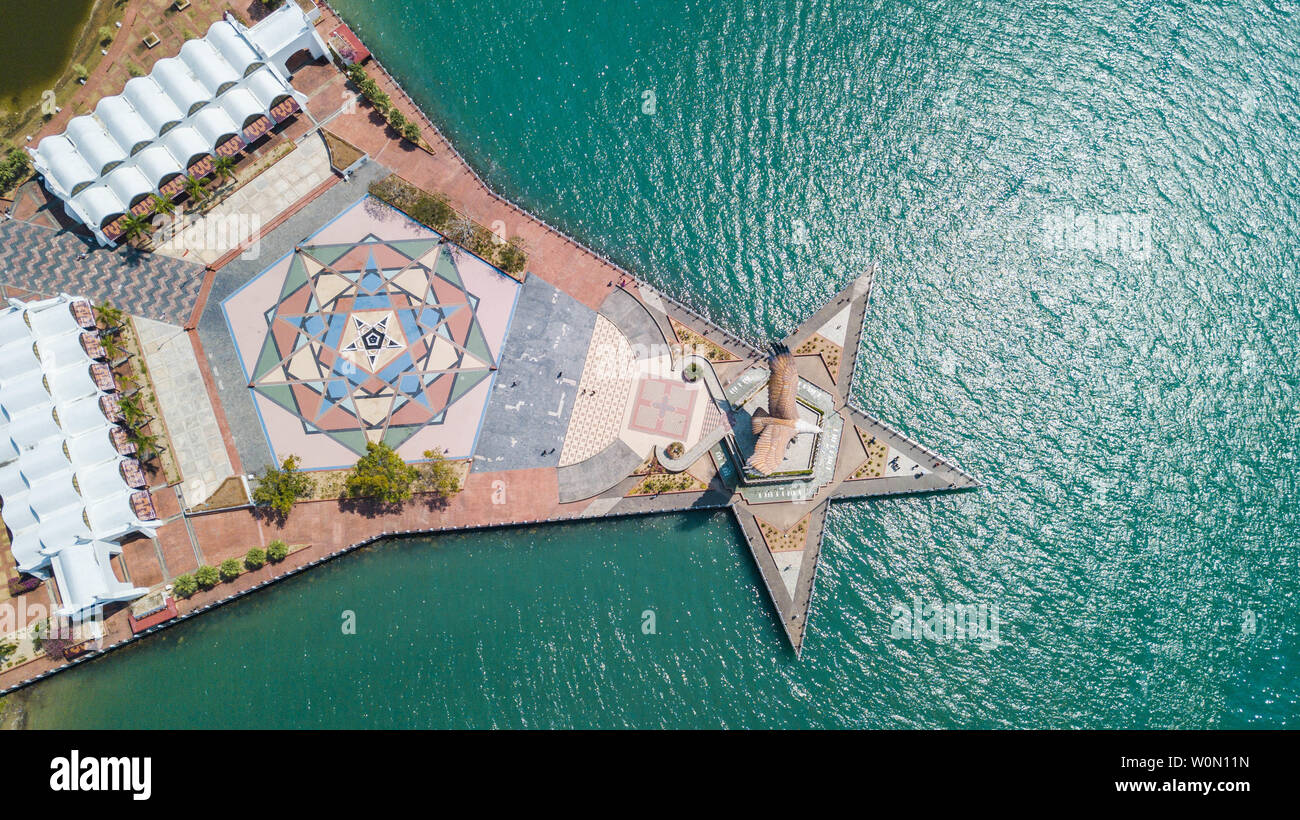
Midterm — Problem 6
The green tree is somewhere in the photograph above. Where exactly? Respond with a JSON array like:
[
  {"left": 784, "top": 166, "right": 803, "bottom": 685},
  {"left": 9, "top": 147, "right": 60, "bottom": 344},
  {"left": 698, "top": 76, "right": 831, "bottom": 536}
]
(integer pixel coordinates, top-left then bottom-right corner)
[
  {"left": 150, "top": 193, "right": 175, "bottom": 216},
  {"left": 244, "top": 547, "right": 267, "bottom": 571},
  {"left": 218, "top": 558, "right": 241, "bottom": 582},
  {"left": 252, "top": 455, "right": 315, "bottom": 518},
  {"left": 118, "top": 212, "right": 152, "bottom": 246},
  {"left": 98, "top": 25, "right": 114, "bottom": 46},
  {"left": 266, "top": 540, "right": 289, "bottom": 563},
  {"left": 409, "top": 193, "right": 454, "bottom": 230},
  {"left": 183, "top": 174, "right": 208, "bottom": 203},
  {"left": 417, "top": 448, "right": 462, "bottom": 499},
  {"left": 211, "top": 155, "right": 236, "bottom": 184},
  {"left": 401, "top": 120, "right": 421, "bottom": 143},
  {"left": 72, "top": 63, "right": 88, "bottom": 82},
  {"left": 497, "top": 241, "right": 527, "bottom": 275},
  {"left": 345, "top": 441, "right": 417, "bottom": 505},
  {"left": 0, "top": 150, "right": 30, "bottom": 195},
  {"left": 127, "top": 429, "right": 162, "bottom": 464},
  {"left": 172, "top": 574, "right": 197, "bottom": 598},
  {"left": 387, "top": 109, "right": 407, "bottom": 132},
  {"left": 94, "top": 301, "right": 125, "bottom": 330},
  {"left": 194, "top": 565, "right": 219, "bottom": 589}
]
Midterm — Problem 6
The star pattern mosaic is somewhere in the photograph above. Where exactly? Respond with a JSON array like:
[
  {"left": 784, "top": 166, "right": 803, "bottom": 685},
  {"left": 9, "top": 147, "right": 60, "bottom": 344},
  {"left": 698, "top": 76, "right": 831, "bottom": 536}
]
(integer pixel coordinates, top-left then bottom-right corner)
[
  {"left": 247, "top": 235, "right": 502, "bottom": 457},
  {"left": 224, "top": 196, "right": 522, "bottom": 469}
]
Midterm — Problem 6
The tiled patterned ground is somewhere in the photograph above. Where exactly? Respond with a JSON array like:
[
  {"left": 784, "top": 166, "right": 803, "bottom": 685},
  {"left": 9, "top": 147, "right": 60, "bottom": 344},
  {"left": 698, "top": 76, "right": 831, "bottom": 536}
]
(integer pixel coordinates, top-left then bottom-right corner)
[
  {"left": 222, "top": 195, "right": 520, "bottom": 470},
  {"left": 153, "top": 135, "right": 335, "bottom": 265},
  {"left": 0, "top": 219, "right": 203, "bottom": 325},
  {"left": 559, "top": 315, "right": 637, "bottom": 466},
  {"left": 629, "top": 378, "right": 698, "bottom": 439},
  {"left": 135, "top": 318, "right": 235, "bottom": 506}
]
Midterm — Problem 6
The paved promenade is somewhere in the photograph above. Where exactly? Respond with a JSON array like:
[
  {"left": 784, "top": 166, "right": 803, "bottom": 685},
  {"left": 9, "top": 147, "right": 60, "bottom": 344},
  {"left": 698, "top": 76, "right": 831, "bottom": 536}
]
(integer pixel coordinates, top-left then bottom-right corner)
[
  {"left": 0, "top": 3, "right": 980, "bottom": 693},
  {"left": 0, "top": 219, "right": 204, "bottom": 325}
]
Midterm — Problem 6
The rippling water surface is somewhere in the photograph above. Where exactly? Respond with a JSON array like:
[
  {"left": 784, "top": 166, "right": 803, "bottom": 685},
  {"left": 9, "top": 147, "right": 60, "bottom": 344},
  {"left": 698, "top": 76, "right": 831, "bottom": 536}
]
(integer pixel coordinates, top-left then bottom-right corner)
[{"left": 21, "top": 0, "right": 1299, "bottom": 728}]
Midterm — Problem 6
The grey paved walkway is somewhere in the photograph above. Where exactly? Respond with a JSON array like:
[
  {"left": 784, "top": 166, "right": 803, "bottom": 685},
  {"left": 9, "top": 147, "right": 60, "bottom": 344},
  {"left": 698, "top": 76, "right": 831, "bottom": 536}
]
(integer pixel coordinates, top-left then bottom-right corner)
[
  {"left": 472, "top": 274, "right": 597, "bottom": 473},
  {"left": 0, "top": 218, "right": 204, "bottom": 325},
  {"left": 135, "top": 317, "right": 235, "bottom": 507},
  {"left": 599, "top": 286, "right": 667, "bottom": 355},
  {"left": 556, "top": 439, "right": 642, "bottom": 503}
]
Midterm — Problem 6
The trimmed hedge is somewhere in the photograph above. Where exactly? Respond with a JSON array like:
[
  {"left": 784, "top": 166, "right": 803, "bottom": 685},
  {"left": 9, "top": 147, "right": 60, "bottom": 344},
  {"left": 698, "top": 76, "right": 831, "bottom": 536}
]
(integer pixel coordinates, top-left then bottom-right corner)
[
  {"left": 346, "top": 64, "right": 420, "bottom": 144},
  {"left": 7, "top": 574, "right": 40, "bottom": 597},
  {"left": 267, "top": 540, "right": 290, "bottom": 563},
  {"left": 194, "top": 565, "right": 219, "bottom": 589},
  {"left": 172, "top": 574, "right": 198, "bottom": 598},
  {"left": 218, "top": 558, "right": 242, "bottom": 582},
  {"left": 367, "top": 175, "right": 527, "bottom": 276}
]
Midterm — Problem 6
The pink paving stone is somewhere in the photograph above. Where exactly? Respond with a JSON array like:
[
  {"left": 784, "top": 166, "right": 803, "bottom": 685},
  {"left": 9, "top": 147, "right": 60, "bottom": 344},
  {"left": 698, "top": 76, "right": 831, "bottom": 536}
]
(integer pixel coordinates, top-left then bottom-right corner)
[{"left": 221, "top": 196, "right": 521, "bottom": 470}]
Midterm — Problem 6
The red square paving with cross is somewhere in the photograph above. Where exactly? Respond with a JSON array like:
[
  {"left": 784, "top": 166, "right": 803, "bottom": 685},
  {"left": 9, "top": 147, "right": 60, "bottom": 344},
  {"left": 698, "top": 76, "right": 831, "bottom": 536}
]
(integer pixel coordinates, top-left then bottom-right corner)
[{"left": 628, "top": 378, "right": 697, "bottom": 439}]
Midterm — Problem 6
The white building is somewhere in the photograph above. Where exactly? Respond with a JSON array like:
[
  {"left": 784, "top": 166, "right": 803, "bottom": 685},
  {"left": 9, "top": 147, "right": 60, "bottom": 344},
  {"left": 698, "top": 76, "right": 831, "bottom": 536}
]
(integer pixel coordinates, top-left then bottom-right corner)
[
  {"left": 29, "top": 2, "right": 327, "bottom": 245},
  {"left": 0, "top": 295, "right": 160, "bottom": 617}
]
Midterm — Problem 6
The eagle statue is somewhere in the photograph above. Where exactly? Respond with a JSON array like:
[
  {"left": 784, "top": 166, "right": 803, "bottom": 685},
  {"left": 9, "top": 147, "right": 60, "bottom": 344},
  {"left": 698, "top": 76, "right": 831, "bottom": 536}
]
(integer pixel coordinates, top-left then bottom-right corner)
[{"left": 745, "top": 344, "right": 823, "bottom": 475}]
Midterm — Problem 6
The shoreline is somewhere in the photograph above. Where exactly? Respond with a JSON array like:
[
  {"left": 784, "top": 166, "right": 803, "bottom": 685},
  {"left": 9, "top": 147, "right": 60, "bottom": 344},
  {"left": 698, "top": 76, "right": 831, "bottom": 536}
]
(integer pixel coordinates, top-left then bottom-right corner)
[{"left": 0, "top": 0, "right": 978, "bottom": 702}]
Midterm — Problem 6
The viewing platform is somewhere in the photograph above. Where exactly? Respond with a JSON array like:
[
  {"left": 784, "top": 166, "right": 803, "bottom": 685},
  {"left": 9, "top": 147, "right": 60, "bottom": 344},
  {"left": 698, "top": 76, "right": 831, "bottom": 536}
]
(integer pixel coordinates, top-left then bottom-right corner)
[{"left": 0, "top": 0, "right": 980, "bottom": 693}]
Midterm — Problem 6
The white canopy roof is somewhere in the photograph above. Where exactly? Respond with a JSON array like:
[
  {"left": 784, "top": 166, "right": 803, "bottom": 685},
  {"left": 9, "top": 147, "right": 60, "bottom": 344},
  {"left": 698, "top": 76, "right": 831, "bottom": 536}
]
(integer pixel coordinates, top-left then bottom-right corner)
[
  {"left": 35, "top": 136, "right": 97, "bottom": 197},
  {"left": 28, "top": 297, "right": 86, "bottom": 338},
  {"left": 0, "top": 296, "right": 157, "bottom": 614},
  {"left": 65, "top": 428, "right": 121, "bottom": 467},
  {"left": 104, "top": 165, "right": 154, "bottom": 208},
  {"left": 65, "top": 115, "right": 126, "bottom": 176},
  {"left": 133, "top": 145, "right": 185, "bottom": 188},
  {"left": 122, "top": 77, "right": 185, "bottom": 133},
  {"left": 219, "top": 88, "right": 266, "bottom": 128},
  {"left": 29, "top": 9, "right": 315, "bottom": 244},
  {"left": 207, "top": 20, "right": 262, "bottom": 74},
  {"left": 96, "top": 96, "right": 155, "bottom": 156},
  {"left": 3, "top": 380, "right": 50, "bottom": 413},
  {"left": 47, "top": 363, "right": 99, "bottom": 405},
  {"left": 191, "top": 105, "right": 241, "bottom": 145},
  {"left": 243, "top": 66, "right": 293, "bottom": 108},
  {"left": 181, "top": 39, "right": 241, "bottom": 96},
  {"left": 152, "top": 58, "right": 210, "bottom": 116},
  {"left": 50, "top": 540, "right": 147, "bottom": 617},
  {"left": 6, "top": 408, "right": 61, "bottom": 450},
  {"left": 160, "top": 125, "right": 211, "bottom": 168},
  {"left": 69, "top": 184, "right": 127, "bottom": 230}
]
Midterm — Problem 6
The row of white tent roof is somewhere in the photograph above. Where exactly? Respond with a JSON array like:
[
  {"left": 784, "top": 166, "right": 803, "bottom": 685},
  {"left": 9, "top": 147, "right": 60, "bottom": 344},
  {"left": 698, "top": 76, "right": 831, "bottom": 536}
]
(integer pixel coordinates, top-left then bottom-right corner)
[
  {"left": 30, "top": 3, "right": 327, "bottom": 244},
  {"left": 0, "top": 295, "right": 158, "bottom": 618}
]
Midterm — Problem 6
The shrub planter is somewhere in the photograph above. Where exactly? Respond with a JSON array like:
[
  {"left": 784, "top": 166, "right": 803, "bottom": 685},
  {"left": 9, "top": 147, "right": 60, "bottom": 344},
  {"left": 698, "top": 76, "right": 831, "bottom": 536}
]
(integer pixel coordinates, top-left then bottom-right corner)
[{"left": 6, "top": 575, "right": 40, "bottom": 597}]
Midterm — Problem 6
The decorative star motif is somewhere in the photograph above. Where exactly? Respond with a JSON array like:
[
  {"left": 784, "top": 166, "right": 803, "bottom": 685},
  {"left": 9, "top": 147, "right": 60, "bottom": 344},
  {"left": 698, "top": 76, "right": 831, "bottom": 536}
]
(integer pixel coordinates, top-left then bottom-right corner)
[
  {"left": 248, "top": 233, "right": 500, "bottom": 456},
  {"left": 340, "top": 312, "right": 405, "bottom": 372}
]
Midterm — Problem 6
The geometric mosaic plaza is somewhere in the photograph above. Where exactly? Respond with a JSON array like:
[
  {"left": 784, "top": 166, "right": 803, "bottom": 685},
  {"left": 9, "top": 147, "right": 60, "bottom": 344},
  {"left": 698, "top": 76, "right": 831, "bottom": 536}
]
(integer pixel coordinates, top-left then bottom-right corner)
[{"left": 224, "top": 196, "right": 520, "bottom": 469}]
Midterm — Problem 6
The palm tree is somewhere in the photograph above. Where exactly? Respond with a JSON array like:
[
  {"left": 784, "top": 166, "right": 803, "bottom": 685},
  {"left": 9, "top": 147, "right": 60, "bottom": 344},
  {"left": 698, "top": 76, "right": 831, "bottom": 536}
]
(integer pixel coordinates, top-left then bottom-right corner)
[
  {"left": 94, "top": 302, "right": 125, "bottom": 331},
  {"left": 128, "top": 429, "right": 164, "bottom": 465},
  {"left": 211, "top": 155, "right": 236, "bottom": 186},
  {"left": 118, "top": 212, "right": 151, "bottom": 247},
  {"left": 150, "top": 194, "right": 175, "bottom": 216},
  {"left": 183, "top": 174, "right": 208, "bottom": 204},
  {"left": 119, "top": 394, "right": 153, "bottom": 428}
]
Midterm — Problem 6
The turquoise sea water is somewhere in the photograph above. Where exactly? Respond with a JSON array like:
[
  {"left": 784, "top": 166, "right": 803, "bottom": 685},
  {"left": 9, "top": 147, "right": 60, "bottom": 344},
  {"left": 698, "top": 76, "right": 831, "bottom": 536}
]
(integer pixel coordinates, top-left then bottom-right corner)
[{"left": 20, "top": 0, "right": 1299, "bottom": 727}]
